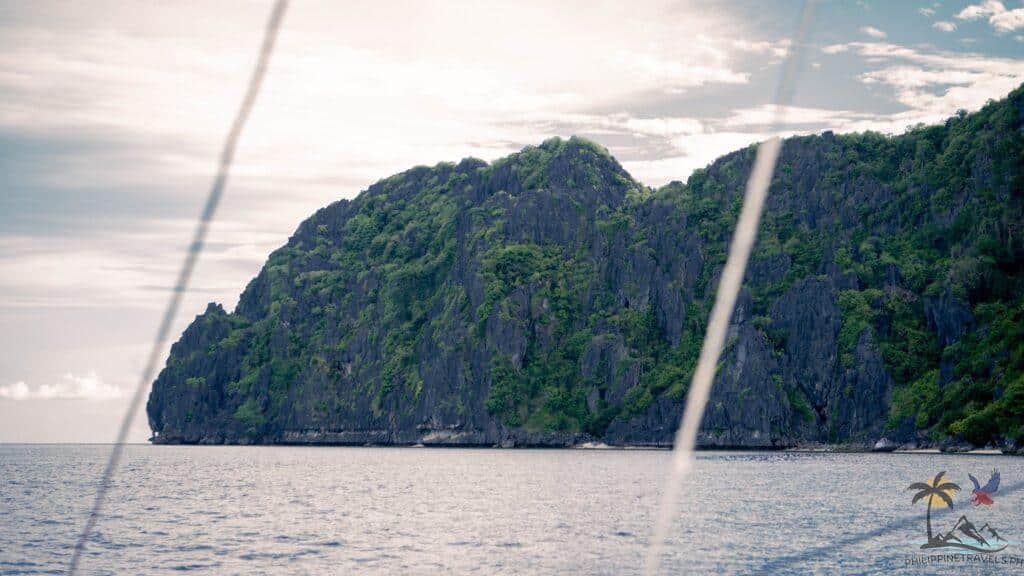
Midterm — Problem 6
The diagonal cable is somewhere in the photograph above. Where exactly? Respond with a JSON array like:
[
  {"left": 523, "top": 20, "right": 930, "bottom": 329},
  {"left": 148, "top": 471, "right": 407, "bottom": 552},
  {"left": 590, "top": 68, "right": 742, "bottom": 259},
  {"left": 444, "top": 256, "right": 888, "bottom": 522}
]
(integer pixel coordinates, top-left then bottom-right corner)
[
  {"left": 642, "top": 2, "right": 816, "bottom": 574},
  {"left": 68, "top": 1, "right": 289, "bottom": 573}
]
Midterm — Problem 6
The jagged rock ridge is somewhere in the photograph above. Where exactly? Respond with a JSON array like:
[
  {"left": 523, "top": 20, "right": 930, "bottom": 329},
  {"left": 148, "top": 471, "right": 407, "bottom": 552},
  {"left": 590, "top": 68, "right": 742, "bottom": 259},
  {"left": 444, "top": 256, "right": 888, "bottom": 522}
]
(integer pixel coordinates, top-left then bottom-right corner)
[{"left": 147, "top": 85, "right": 1024, "bottom": 449}]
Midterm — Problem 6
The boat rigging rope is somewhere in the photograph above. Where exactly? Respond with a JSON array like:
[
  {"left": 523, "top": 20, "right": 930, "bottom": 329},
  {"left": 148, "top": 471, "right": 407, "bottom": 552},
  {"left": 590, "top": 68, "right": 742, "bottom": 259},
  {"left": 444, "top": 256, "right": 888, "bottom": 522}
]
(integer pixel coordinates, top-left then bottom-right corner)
[
  {"left": 67, "top": 1, "right": 289, "bottom": 573},
  {"left": 642, "top": 2, "right": 816, "bottom": 574},
  {"left": 65, "top": 1, "right": 817, "bottom": 572}
]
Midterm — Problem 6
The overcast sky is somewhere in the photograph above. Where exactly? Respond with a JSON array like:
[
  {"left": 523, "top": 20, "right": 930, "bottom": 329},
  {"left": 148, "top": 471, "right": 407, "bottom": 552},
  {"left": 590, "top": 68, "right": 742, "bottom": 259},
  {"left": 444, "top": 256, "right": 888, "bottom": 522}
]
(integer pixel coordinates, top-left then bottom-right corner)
[{"left": 1, "top": 0, "right": 1023, "bottom": 443}]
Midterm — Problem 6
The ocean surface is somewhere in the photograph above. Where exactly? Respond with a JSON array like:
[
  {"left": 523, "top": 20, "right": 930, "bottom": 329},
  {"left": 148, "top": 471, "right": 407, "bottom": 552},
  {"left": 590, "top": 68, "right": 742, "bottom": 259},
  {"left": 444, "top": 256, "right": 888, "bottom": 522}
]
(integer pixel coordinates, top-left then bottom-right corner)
[{"left": 2, "top": 445, "right": 1024, "bottom": 575}]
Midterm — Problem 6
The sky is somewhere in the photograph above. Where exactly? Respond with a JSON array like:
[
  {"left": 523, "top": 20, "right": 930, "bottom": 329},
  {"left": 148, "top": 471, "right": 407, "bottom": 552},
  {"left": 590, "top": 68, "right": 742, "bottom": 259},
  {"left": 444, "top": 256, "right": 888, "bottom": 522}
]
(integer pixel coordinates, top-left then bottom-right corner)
[{"left": 1, "top": 0, "right": 1022, "bottom": 443}]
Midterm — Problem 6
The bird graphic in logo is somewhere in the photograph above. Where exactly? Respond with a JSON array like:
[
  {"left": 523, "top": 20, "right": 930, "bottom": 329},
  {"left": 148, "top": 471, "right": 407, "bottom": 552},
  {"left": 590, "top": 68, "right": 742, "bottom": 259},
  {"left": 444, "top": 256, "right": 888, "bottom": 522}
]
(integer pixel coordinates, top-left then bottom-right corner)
[{"left": 968, "top": 470, "right": 1000, "bottom": 506}]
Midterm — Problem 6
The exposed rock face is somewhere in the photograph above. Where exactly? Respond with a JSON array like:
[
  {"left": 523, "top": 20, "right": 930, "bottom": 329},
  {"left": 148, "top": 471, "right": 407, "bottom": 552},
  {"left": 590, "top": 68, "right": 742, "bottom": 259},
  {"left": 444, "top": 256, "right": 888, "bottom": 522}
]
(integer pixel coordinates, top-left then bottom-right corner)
[
  {"left": 872, "top": 437, "right": 898, "bottom": 452},
  {"left": 148, "top": 86, "right": 1024, "bottom": 449}
]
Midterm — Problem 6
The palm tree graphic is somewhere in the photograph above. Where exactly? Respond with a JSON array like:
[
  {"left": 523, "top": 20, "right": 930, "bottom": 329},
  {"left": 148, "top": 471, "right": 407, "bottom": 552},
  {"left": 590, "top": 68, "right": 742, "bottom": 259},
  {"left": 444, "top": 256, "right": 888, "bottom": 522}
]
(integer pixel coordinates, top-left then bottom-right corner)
[{"left": 908, "top": 471, "right": 960, "bottom": 544}]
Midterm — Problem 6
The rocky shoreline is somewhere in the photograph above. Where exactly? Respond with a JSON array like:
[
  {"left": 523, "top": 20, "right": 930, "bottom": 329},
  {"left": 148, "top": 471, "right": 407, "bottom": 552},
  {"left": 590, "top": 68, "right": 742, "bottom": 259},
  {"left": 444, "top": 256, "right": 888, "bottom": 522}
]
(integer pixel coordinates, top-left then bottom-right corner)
[{"left": 150, "top": 429, "right": 1024, "bottom": 455}]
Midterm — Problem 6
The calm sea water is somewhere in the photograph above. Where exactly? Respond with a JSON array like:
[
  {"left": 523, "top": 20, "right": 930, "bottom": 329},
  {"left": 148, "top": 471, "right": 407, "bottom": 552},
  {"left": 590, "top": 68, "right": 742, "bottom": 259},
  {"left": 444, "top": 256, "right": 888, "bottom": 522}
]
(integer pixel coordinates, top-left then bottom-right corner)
[{"left": 2, "top": 445, "right": 1023, "bottom": 575}]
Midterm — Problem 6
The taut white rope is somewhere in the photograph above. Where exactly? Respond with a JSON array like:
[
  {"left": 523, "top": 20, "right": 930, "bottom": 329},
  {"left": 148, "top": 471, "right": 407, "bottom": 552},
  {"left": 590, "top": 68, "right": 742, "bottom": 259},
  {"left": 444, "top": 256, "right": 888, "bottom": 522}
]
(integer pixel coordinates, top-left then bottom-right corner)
[
  {"left": 643, "top": 3, "right": 816, "bottom": 574},
  {"left": 68, "top": 2, "right": 289, "bottom": 573}
]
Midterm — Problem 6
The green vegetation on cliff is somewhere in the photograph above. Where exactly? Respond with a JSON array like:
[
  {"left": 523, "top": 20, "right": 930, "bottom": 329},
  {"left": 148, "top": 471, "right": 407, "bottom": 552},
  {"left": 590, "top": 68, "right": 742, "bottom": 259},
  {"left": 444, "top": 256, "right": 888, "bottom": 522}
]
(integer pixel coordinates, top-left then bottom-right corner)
[{"left": 148, "top": 86, "right": 1024, "bottom": 448}]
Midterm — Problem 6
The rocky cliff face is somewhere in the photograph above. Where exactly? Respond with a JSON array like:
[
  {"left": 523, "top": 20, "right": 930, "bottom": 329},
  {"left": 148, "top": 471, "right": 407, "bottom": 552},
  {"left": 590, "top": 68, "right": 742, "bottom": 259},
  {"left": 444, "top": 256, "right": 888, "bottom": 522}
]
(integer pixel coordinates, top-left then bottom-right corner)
[{"left": 147, "top": 85, "right": 1024, "bottom": 449}]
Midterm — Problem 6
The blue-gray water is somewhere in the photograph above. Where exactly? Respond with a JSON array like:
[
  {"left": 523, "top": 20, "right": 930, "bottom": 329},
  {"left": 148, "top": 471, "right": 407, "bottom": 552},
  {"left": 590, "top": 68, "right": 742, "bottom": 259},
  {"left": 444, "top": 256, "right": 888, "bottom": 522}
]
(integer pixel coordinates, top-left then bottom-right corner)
[{"left": 2, "top": 445, "right": 1024, "bottom": 575}]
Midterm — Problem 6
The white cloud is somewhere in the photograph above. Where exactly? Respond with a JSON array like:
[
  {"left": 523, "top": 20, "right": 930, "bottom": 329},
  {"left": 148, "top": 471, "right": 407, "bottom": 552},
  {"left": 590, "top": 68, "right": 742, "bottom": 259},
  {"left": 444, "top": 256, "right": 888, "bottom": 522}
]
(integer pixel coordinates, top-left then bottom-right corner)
[
  {"left": 822, "top": 44, "right": 850, "bottom": 54},
  {"left": 992, "top": 9, "right": 1024, "bottom": 31},
  {"left": 0, "top": 382, "right": 29, "bottom": 400},
  {"left": 812, "top": 39, "right": 1022, "bottom": 133},
  {"left": 621, "top": 116, "right": 706, "bottom": 138},
  {"left": 860, "top": 26, "right": 887, "bottom": 38},
  {"left": 0, "top": 1, "right": 763, "bottom": 176},
  {"left": 956, "top": 1, "right": 1024, "bottom": 32},
  {"left": 610, "top": 47, "right": 749, "bottom": 93},
  {"left": 957, "top": 0, "right": 1005, "bottom": 20},
  {"left": 832, "top": 41, "right": 1024, "bottom": 131},
  {"left": 0, "top": 215, "right": 288, "bottom": 310},
  {"left": 731, "top": 38, "right": 792, "bottom": 59},
  {"left": 919, "top": 7, "right": 937, "bottom": 17},
  {"left": 0, "top": 0, "right": 802, "bottom": 319},
  {"left": 721, "top": 105, "right": 876, "bottom": 129},
  {"left": 934, "top": 21, "right": 958, "bottom": 32},
  {"left": 623, "top": 131, "right": 769, "bottom": 185},
  {"left": 0, "top": 372, "right": 123, "bottom": 400}
]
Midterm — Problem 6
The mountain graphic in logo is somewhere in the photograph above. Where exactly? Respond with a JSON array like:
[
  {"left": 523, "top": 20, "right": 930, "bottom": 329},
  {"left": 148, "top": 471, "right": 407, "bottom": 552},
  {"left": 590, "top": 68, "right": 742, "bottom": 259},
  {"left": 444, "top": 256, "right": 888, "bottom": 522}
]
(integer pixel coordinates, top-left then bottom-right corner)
[
  {"left": 907, "top": 471, "right": 1008, "bottom": 554},
  {"left": 928, "top": 516, "right": 1008, "bottom": 552}
]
